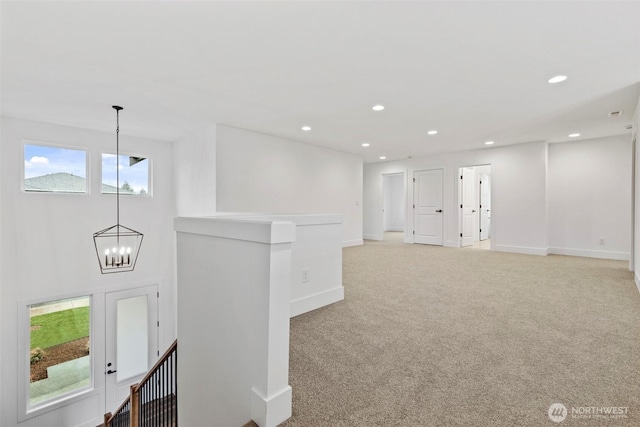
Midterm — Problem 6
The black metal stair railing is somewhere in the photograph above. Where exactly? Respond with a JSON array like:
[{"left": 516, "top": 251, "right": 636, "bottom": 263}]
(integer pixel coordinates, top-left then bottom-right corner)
[{"left": 104, "top": 340, "right": 177, "bottom": 427}]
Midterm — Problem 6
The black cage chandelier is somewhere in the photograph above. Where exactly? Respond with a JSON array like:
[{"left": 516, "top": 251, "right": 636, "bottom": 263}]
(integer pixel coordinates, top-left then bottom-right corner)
[{"left": 93, "top": 106, "right": 143, "bottom": 274}]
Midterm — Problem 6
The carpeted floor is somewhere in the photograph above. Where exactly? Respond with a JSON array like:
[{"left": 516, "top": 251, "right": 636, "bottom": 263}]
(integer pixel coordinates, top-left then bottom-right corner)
[{"left": 267, "top": 235, "right": 640, "bottom": 426}]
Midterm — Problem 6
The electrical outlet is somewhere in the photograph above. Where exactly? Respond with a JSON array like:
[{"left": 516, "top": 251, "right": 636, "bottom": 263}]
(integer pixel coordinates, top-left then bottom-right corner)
[
  {"left": 302, "top": 269, "right": 310, "bottom": 283},
  {"left": 599, "top": 238, "right": 605, "bottom": 245}
]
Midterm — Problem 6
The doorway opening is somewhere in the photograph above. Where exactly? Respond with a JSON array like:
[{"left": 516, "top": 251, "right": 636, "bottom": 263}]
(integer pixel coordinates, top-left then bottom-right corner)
[
  {"left": 382, "top": 172, "right": 406, "bottom": 241},
  {"left": 459, "top": 165, "right": 492, "bottom": 250}
]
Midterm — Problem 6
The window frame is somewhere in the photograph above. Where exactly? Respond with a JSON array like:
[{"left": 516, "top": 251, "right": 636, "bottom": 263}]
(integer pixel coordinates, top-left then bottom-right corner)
[
  {"left": 22, "top": 140, "right": 90, "bottom": 195},
  {"left": 100, "top": 151, "right": 152, "bottom": 197},
  {"left": 18, "top": 292, "right": 96, "bottom": 421}
]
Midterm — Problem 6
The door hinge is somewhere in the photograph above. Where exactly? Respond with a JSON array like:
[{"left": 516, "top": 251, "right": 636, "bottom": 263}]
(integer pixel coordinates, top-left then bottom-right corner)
[
  {"left": 480, "top": 229, "right": 482, "bottom": 232},
  {"left": 157, "top": 321, "right": 160, "bottom": 327},
  {"left": 413, "top": 230, "right": 415, "bottom": 235},
  {"left": 158, "top": 350, "right": 160, "bottom": 356},
  {"left": 413, "top": 204, "right": 415, "bottom": 208},
  {"left": 480, "top": 204, "right": 482, "bottom": 208},
  {"left": 460, "top": 233, "right": 463, "bottom": 237},
  {"left": 460, "top": 175, "right": 463, "bottom": 179},
  {"left": 413, "top": 178, "right": 416, "bottom": 183},
  {"left": 157, "top": 291, "right": 159, "bottom": 298},
  {"left": 460, "top": 204, "right": 463, "bottom": 208}
]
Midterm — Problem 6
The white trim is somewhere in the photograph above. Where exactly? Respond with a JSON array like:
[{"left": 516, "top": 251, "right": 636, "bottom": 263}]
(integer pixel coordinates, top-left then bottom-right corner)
[
  {"left": 290, "top": 286, "right": 344, "bottom": 317},
  {"left": 548, "top": 247, "right": 629, "bottom": 261},
  {"left": 383, "top": 227, "right": 404, "bottom": 232},
  {"left": 363, "top": 233, "right": 382, "bottom": 241},
  {"left": 444, "top": 240, "right": 459, "bottom": 248},
  {"left": 251, "top": 385, "right": 292, "bottom": 427},
  {"left": 342, "top": 239, "right": 363, "bottom": 248},
  {"left": 635, "top": 271, "right": 640, "bottom": 294},
  {"left": 493, "top": 244, "right": 548, "bottom": 256}
]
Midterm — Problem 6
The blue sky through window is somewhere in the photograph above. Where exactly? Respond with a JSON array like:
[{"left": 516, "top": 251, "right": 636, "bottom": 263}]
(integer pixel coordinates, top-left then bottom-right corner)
[
  {"left": 24, "top": 145, "right": 86, "bottom": 179},
  {"left": 102, "top": 154, "right": 149, "bottom": 194}
]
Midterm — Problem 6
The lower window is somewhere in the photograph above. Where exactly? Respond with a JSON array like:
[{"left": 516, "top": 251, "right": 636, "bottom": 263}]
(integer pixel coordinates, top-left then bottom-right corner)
[{"left": 28, "top": 296, "right": 91, "bottom": 408}]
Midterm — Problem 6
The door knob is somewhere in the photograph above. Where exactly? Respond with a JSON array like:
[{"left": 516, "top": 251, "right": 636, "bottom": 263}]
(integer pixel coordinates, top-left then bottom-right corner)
[
  {"left": 107, "top": 369, "right": 117, "bottom": 375},
  {"left": 472, "top": 210, "right": 476, "bottom": 213},
  {"left": 435, "top": 209, "right": 442, "bottom": 213}
]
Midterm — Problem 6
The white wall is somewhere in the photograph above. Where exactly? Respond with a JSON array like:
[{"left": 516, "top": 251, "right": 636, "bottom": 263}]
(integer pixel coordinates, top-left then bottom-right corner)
[
  {"left": 173, "top": 125, "right": 217, "bottom": 216},
  {"left": 364, "top": 142, "right": 548, "bottom": 254},
  {"left": 548, "top": 135, "right": 632, "bottom": 260},
  {"left": 0, "top": 117, "right": 176, "bottom": 427},
  {"left": 634, "top": 93, "right": 640, "bottom": 289},
  {"left": 383, "top": 173, "right": 404, "bottom": 231},
  {"left": 215, "top": 125, "right": 363, "bottom": 246}
]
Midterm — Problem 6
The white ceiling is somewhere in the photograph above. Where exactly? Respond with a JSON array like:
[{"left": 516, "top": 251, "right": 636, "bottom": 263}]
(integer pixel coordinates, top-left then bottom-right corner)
[{"left": 2, "top": 1, "right": 639, "bottom": 163}]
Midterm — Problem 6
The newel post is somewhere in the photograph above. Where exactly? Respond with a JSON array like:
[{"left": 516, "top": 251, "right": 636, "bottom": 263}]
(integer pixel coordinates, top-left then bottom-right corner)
[
  {"left": 130, "top": 384, "right": 140, "bottom": 427},
  {"left": 103, "top": 412, "right": 112, "bottom": 427}
]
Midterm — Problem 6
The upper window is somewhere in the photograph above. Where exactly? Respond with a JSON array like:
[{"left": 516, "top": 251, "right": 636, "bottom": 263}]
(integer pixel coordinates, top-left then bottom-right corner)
[
  {"left": 102, "top": 154, "right": 150, "bottom": 196},
  {"left": 24, "top": 144, "right": 87, "bottom": 193}
]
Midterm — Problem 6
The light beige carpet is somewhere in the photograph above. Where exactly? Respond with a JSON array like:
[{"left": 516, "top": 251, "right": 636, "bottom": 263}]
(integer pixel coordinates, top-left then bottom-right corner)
[{"left": 262, "top": 237, "right": 640, "bottom": 426}]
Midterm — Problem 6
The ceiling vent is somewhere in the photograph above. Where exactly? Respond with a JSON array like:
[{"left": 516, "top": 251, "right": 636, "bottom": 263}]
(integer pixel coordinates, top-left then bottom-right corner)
[{"left": 608, "top": 110, "right": 623, "bottom": 117}]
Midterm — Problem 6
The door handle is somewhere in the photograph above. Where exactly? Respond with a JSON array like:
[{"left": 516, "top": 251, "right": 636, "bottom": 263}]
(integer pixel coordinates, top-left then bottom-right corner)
[
  {"left": 472, "top": 210, "right": 476, "bottom": 213},
  {"left": 435, "top": 209, "right": 442, "bottom": 213},
  {"left": 107, "top": 369, "right": 117, "bottom": 375}
]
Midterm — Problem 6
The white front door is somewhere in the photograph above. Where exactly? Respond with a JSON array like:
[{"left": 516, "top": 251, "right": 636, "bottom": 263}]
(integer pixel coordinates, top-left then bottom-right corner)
[
  {"left": 105, "top": 285, "right": 158, "bottom": 413},
  {"left": 460, "top": 167, "right": 476, "bottom": 247},
  {"left": 413, "top": 169, "right": 443, "bottom": 245},
  {"left": 479, "top": 173, "right": 491, "bottom": 241}
]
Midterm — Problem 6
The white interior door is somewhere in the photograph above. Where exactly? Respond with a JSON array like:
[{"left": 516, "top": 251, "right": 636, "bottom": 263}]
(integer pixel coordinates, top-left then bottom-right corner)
[
  {"left": 460, "top": 167, "right": 476, "bottom": 247},
  {"left": 105, "top": 285, "right": 158, "bottom": 413},
  {"left": 480, "top": 173, "right": 491, "bottom": 241},
  {"left": 413, "top": 169, "right": 443, "bottom": 245}
]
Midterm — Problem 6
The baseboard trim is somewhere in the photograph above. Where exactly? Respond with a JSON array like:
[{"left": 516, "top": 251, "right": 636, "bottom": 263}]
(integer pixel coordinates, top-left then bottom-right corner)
[
  {"left": 548, "top": 247, "right": 630, "bottom": 261},
  {"left": 635, "top": 272, "right": 640, "bottom": 295},
  {"left": 363, "top": 233, "right": 382, "bottom": 241},
  {"left": 290, "top": 286, "right": 344, "bottom": 317},
  {"left": 493, "top": 244, "right": 548, "bottom": 256},
  {"left": 343, "top": 239, "right": 364, "bottom": 247},
  {"left": 444, "top": 240, "right": 459, "bottom": 248},
  {"left": 383, "top": 227, "right": 404, "bottom": 232},
  {"left": 251, "top": 385, "right": 292, "bottom": 427}
]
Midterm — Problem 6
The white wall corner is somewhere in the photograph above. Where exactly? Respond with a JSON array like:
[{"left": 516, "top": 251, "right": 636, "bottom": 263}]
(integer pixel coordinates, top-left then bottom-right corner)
[
  {"left": 342, "top": 239, "right": 364, "bottom": 247},
  {"left": 363, "top": 234, "right": 382, "bottom": 241},
  {"left": 290, "top": 287, "right": 344, "bottom": 318},
  {"left": 251, "top": 386, "right": 292, "bottom": 427}
]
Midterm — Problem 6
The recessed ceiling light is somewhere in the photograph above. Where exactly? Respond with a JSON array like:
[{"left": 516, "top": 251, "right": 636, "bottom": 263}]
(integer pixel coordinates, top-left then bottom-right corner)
[
  {"left": 372, "top": 105, "right": 385, "bottom": 111},
  {"left": 301, "top": 126, "right": 311, "bottom": 131},
  {"left": 362, "top": 143, "right": 370, "bottom": 147},
  {"left": 428, "top": 130, "right": 438, "bottom": 135},
  {"left": 569, "top": 133, "right": 580, "bottom": 137},
  {"left": 548, "top": 75, "right": 567, "bottom": 84},
  {"left": 485, "top": 141, "right": 494, "bottom": 145},
  {"left": 379, "top": 156, "right": 387, "bottom": 160}
]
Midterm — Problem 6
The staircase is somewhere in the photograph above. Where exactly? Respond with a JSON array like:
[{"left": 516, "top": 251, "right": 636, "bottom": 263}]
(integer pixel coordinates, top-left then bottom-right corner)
[{"left": 102, "top": 340, "right": 177, "bottom": 427}]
